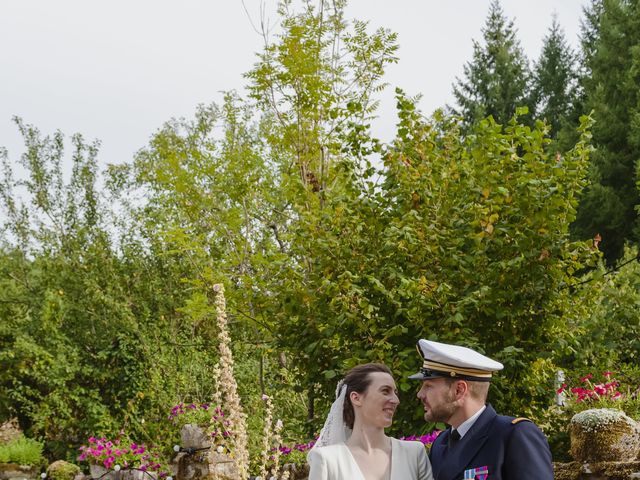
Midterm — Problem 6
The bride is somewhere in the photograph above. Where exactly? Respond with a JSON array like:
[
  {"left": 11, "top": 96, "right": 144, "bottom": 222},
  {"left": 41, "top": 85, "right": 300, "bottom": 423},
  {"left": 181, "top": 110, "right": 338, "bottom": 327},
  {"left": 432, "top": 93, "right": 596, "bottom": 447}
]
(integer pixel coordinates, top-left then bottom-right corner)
[{"left": 308, "top": 363, "right": 433, "bottom": 480}]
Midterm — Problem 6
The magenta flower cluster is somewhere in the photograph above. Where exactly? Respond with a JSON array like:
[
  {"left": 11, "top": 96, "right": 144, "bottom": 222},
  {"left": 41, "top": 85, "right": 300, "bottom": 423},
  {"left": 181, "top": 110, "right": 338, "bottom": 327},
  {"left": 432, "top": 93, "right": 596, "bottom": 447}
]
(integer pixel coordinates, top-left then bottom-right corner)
[
  {"left": 400, "top": 430, "right": 442, "bottom": 445},
  {"left": 78, "top": 437, "right": 170, "bottom": 478},
  {"left": 272, "top": 439, "right": 316, "bottom": 457}
]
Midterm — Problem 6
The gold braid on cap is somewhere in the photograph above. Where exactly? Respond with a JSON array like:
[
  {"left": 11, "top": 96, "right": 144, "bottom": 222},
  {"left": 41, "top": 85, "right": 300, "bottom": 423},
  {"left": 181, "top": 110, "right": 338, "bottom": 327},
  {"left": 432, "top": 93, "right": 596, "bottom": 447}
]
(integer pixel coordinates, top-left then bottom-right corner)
[{"left": 422, "top": 360, "right": 493, "bottom": 379}]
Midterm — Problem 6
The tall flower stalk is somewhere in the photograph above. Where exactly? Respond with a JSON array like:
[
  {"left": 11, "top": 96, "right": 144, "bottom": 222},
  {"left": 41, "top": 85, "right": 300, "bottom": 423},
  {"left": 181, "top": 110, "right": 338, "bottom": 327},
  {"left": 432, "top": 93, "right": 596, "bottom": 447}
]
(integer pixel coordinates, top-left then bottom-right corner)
[
  {"left": 257, "top": 394, "right": 289, "bottom": 479},
  {"left": 209, "top": 284, "right": 249, "bottom": 479},
  {"left": 271, "top": 417, "right": 288, "bottom": 480},
  {"left": 211, "top": 363, "right": 222, "bottom": 408},
  {"left": 258, "top": 394, "right": 273, "bottom": 480}
]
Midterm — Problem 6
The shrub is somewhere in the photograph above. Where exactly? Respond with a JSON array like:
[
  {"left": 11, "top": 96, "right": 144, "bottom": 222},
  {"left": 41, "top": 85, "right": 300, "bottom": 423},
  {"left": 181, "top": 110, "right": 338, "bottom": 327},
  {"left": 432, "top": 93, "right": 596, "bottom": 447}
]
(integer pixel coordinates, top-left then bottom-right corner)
[
  {"left": 167, "top": 403, "right": 218, "bottom": 431},
  {"left": 47, "top": 460, "right": 81, "bottom": 480},
  {"left": 0, "top": 436, "right": 45, "bottom": 466}
]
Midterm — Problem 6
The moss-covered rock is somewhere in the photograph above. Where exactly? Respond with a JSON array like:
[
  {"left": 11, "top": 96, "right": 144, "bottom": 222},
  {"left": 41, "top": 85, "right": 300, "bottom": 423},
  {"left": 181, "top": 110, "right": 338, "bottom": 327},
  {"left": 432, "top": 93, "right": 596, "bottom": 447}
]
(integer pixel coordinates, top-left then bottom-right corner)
[
  {"left": 589, "top": 461, "right": 640, "bottom": 479},
  {"left": 46, "top": 461, "right": 80, "bottom": 480},
  {"left": 569, "top": 409, "right": 640, "bottom": 462},
  {"left": 553, "top": 461, "right": 582, "bottom": 480},
  {"left": 0, "top": 463, "right": 37, "bottom": 480},
  {"left": 554, "top": 460, "right": 640, "bottom": 480}
]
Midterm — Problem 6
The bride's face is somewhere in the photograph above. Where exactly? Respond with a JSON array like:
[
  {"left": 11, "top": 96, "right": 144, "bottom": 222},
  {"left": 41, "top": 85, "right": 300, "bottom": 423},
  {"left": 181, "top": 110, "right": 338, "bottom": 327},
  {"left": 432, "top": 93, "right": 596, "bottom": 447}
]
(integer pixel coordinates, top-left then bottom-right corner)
[{"left": 352, "top": 372, "right": 400, "bottom": 429}]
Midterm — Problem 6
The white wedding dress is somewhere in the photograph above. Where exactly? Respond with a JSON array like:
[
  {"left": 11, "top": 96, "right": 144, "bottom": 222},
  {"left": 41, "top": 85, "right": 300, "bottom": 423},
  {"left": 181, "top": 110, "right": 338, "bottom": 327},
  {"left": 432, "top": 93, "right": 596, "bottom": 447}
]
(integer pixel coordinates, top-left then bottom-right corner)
[{"left": 307, "top": 438, "right": 434, "bottom": 480}]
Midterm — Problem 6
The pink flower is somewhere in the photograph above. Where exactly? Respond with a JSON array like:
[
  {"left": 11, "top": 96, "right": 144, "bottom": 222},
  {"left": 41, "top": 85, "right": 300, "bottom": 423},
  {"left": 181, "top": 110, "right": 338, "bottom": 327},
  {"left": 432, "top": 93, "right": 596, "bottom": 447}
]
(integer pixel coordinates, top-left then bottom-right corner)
[
  {"left": 580, "top": 373, "right": 593, "bottom": 383},
  {"left": 594, "top": 384, "right": 607, "bottom": 395}
]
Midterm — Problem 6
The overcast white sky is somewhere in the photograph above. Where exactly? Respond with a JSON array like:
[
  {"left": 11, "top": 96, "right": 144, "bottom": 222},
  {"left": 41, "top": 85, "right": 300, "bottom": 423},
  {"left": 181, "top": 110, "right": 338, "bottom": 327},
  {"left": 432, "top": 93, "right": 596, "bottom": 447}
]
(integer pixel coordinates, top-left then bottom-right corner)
[{"left": 0, "top": 1, "right": 587, "bottom": 170}]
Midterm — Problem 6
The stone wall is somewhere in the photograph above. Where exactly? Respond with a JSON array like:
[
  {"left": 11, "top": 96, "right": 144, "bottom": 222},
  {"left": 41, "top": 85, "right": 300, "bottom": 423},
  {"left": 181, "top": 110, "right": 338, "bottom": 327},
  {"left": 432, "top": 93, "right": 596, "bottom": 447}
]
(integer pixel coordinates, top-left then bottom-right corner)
[
  {"left": 0, "top": 464, "right": 37, "bottom": 480},
  {"left": 0, "top": 420, "right": 22, "bottom": 445},
  {"left": 554, "top": 461, "right": 640, "bottom": 480}
]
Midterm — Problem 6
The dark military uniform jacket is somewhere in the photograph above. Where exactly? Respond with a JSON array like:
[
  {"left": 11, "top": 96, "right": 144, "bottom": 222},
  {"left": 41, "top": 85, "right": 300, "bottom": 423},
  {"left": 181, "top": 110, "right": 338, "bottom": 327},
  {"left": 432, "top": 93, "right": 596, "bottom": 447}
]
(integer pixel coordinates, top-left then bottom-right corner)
[{"left": 428, "top": 404, "right": 553, "bottom": 480}]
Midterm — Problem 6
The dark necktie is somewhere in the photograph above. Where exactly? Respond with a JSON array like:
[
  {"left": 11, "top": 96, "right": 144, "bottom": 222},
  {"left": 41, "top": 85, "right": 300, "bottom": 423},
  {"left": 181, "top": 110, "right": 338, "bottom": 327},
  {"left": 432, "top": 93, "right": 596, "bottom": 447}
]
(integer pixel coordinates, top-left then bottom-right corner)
[{"left": 448, "top": 429, "right": 461, "bottom": 448}]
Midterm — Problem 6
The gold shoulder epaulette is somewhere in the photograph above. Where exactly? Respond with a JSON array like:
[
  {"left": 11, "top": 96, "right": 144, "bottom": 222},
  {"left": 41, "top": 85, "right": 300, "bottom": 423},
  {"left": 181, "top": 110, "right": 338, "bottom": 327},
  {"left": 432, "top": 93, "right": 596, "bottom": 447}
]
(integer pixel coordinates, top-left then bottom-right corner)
[{"left": 511, "top": 417, "right": 532, "bottom": 424}]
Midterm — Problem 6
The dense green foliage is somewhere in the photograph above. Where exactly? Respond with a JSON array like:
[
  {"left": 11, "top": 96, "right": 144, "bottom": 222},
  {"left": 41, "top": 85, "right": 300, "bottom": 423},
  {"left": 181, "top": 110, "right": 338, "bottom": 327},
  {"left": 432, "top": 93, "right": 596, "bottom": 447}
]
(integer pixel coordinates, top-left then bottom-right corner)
[
  {"left": 0, "top": 120, "right": 188, "bottom": 458},
  {"left": 452, "top": 0, "right": 640, "bottom": 264},
  {"left": 564, "top": 246, "right": 640, "bottom": 368},
  {"left": 0, "top": 436, "right": 44, "bottom": 466},
  {"left": 570, "top": 0, "right": 640, "bottom": 262},
  {"left": 1, "top": 0, "right": 639, "bottom": 467}
]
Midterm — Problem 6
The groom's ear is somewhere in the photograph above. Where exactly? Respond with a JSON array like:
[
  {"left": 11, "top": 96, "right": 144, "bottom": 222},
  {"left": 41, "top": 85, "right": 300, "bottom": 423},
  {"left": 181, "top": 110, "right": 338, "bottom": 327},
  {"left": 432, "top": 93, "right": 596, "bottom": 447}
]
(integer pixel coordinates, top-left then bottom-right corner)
[{"left": 452, "top": 379, "right": 469, "bottom": 400}]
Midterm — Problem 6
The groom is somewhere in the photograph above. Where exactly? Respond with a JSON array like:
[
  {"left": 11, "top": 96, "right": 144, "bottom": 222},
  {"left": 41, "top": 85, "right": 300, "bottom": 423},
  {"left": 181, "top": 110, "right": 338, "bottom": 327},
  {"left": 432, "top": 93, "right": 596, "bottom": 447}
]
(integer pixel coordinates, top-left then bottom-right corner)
[{"left": 409, "top": 339, "right": 553, "bottom": 480}]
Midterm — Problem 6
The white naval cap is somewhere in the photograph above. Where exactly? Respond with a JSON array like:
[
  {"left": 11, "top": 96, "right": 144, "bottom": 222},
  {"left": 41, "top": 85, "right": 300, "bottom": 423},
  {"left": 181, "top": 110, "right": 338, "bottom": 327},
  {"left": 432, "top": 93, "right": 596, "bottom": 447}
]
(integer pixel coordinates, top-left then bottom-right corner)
[{"left": 408, "top": 339, "right": 504, "bottom": 382}]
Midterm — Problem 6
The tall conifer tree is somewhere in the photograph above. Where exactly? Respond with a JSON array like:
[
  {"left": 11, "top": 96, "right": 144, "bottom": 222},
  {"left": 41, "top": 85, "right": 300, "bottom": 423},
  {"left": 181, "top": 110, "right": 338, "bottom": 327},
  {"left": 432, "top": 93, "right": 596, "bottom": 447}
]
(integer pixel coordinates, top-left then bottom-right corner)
[
  {"left": 572, "top": 0, "right": 640, "bottom": 262},
  {"left": 554, "top": 1, "right": 603, "bottom": 152},
  {"left": 452, "top": 0, "right": 529, "bottom": 127},
  {"left": 529, "top": 16, "right": 577, "bottom": 139}
]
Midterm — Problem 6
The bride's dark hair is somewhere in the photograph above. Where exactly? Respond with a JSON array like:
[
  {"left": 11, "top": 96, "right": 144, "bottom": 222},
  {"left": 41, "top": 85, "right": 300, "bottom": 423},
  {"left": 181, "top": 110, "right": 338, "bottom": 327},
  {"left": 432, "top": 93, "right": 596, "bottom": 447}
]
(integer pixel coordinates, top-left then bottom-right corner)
[{"left": 342, "top": 363, "right": 393, "bottom": 429}]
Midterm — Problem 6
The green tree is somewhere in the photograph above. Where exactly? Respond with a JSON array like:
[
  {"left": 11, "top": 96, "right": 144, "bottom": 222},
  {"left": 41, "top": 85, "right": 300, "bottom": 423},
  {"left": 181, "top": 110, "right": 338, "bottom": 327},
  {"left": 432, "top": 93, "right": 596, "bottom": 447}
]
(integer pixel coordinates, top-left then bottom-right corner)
[
  {"left": 553, "top": 0, "right": 603, "bottom": 153},
  {"left": 579, "top": 0, "right": 604, "bottom": 76},
  {"left": 270, "top": 90, "right": 598, "bottom": 434},
  {"left": 452, "top": 0, "right": 530, "bottom": 128},
  {"left": 128, "top": 0, "right": 598, "bottom": 437},
  {"left": 0, "top": 119, "right": 215, "bottom": 459},
  {"left": 101, "top": 0, "right": 401, "bottom": 446},
  {"left": 0, "top": 0, "right": 606, "bottom": 462},
  {"left": 572, "top": 0, "right": 640, "bottom": 263},
  {"left": 567, "top": 246, "right": 640, "bottom": 367},
  {"left": 243, "top": 0, "right": 399, "bottom": 427},
  {"left": 0, "top": 119, "right": 135, "bottom": 455},
  {"left": 529, "top": 16, "right": 578, "bottom": 141}
]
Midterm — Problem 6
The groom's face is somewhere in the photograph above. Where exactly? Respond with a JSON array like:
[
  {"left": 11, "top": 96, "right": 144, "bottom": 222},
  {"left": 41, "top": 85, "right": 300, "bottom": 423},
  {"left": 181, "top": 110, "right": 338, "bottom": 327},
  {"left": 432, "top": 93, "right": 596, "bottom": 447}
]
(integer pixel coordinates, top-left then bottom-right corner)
[{"left": 416, "top": 377, "right": 457, "bottom": 423}]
